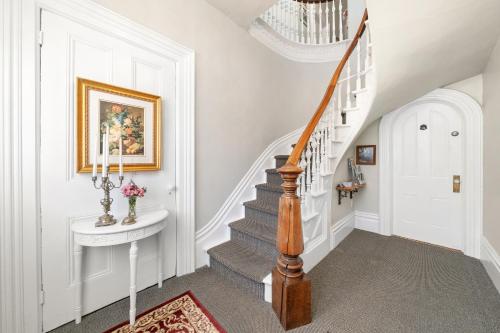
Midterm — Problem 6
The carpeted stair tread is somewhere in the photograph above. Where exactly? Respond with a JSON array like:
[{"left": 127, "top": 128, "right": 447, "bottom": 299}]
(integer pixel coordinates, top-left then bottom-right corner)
[
  {"left": 207, "top": 241, "right": 274, "bottom": 282},
  {"left": 265, "top": 168, "right": 279, "bottom": 175},
  {"left": 255, "top": 183, "right": 283, "bottom": 193},
  {"left": 243, "top": 200, "right": 279, "bottom": 216},
  {"left": 229, "top": 218, "right": 277, "bottom": 245}
]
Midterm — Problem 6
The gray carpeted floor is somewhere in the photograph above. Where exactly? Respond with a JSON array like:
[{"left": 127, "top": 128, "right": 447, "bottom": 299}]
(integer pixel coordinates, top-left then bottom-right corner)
[{"left": 51, "top": 230, "right": 500, "bottom": 333}]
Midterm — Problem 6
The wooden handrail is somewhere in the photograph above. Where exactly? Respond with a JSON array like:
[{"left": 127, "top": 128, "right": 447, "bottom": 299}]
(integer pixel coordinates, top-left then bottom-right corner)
[
  {"left": 286, "top": 9, "right": 368, "bottom": 167},
  {"left": 272, "top": 10, "right": 369, "bottom": 331}
]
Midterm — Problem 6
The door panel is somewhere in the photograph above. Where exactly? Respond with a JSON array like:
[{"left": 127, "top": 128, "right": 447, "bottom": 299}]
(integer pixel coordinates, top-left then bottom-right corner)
[
  {"left": 393, "top": 103, "right": 464, "bottom": 251},
  {"left": 40, "top": 10, "right": 177, "bottom": 331}
]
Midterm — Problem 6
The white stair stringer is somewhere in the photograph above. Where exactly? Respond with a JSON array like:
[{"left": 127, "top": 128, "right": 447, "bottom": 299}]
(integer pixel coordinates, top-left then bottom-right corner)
[
  {"left": 263, "top": 66, "right": 377, "bottom": 302},
  {"left": 302, "top": 67, "right": 376, "bottom": 271}
]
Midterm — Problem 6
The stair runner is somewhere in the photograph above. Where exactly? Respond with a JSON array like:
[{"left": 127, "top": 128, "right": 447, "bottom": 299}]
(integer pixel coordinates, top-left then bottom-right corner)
[{"left": 207, "top": 155, "right": 288, "bottom": 299}]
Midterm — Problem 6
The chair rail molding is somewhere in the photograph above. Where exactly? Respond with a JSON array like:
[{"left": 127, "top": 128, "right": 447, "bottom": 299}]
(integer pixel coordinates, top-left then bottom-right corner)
[
  {"left": 1, "top": 1, "right": 24, "bottom": 332},
  {"left": 2, "top": 0, "right": 195, "bottom": 331},
  {"left": 379, "top": 88, "right": 483, "bottom": 259}
]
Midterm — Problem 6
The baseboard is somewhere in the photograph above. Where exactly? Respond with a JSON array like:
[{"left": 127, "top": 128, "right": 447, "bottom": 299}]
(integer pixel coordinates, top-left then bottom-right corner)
[
  {"left": 354, "top": 210, "right": 380, "bottom": 234},
  {"left": 330, "top": 212, "right": 355, "bottom": 250},
  {"left": 195, "top": 127, "right": 304, "bottom": 268},
  {"left": 481, "top": 236, "right": 500, "bottom": 294}
]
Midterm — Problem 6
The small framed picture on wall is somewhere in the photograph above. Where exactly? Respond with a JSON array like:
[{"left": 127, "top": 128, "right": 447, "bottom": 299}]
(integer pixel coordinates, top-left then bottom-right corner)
[{"left": 356, "top": 145, "right": 376, "bottom": 165}]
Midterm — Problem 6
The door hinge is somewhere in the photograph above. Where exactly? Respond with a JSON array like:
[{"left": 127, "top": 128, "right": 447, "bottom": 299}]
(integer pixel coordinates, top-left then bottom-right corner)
[
  {"left": 38, "top": 30, "right": 44, "bottom": 46},
  {"left": 40, "top": 289, "right": 45, "bottom": 305}
]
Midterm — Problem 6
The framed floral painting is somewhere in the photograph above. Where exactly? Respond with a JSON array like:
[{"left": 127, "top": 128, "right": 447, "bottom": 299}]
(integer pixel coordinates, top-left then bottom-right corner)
[{"left": 77, "top": 78, "right": 162, "bottom": 173}]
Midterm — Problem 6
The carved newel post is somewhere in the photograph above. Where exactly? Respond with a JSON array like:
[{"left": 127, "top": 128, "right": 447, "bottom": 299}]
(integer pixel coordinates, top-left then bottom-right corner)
[{"left": 272, "top": 162, "right": 312, "bottom": 330}]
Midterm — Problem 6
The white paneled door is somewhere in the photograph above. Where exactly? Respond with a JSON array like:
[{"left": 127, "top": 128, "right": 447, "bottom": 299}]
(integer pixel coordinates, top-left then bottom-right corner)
[
  {"left": 393, "top": 103, "right": 464, "bottom": 251},
  {"left": 40, "top": 10, "right": 177, "bottom": 332}
]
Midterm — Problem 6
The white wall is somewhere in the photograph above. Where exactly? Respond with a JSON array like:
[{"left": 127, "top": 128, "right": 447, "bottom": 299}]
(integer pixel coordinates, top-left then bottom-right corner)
[
  {"left": 483, "top": 36, "right": 500, "bottom": 254},
  {"left": 92, "top": 0, "right": 339, "bottom": 231},
  {"left": 332, "top": 147, "right": 356, "bottom": 223},
  {"left": 353, "top": 119, "right": 379, "bottom": 213},
  {"left": 366, "top": 0, "right": 500, "bottom": 123},
  {"left": 445, "top": 75, "right": 483, "bottom": 105}
]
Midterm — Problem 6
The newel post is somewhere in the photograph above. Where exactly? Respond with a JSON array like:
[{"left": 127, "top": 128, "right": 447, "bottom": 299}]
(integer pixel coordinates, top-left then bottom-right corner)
[{"left": 272, "top": 162, "right": 312, "bottom": 330}]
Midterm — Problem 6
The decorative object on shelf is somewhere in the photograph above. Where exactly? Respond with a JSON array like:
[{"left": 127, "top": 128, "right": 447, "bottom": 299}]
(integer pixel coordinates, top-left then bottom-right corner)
[
  {"left": 121, "top": 181, "right": 147, "bottom": 225},
  {"left": 348, "top": 158, "right": 365, "bottom": 185},
  {"left": 356, "top": 145, "right": 376, "bottom": 165},
  {"left": 91, "top": 123, "right": 124, "bottom": 227},
  {"left": 77, "top": 78, "right": 162, "bottom": 173}
]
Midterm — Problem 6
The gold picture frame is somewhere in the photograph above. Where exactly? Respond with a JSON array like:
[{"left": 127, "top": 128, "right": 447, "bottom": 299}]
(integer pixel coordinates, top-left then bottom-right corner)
[{"left": 77, "top": 78, "right": 162, "bottom": 173}]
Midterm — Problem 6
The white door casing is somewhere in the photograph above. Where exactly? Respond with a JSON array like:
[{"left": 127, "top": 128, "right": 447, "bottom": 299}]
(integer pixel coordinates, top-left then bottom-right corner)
[
  {"left": 392, "top": 101, "right": 464, "bottom": 250},
  {"left": 1, "top": 0, "right": 195, "bottom": 332},
  {"left": 40, "top": 10, "right": 179, "bottom": 331},
  {"left": 379, "top": 89, "right": 483, "bottom": 258}
]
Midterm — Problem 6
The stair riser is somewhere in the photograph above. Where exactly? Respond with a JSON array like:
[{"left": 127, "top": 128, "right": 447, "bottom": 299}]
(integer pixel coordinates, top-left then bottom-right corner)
[
  {"left": 256, "top": 188, "right": 282, "bottom": 206},
  {"left": 230, "top": 229, "right": 278, "bottom": 261},
  {"left": 209, "top": 257, "right": 265, "bottom": 299},
  {"left": 245, "top": 206, "right": 278, "bottom": 225},
  {"left": 266, "top": 172, "right": 282, "bottom": 185}
]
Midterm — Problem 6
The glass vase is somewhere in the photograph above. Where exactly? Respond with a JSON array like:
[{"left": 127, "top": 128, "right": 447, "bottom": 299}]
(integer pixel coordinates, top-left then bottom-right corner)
[{"left": 122, "top": 196, "right": 137, "bottom": 225}]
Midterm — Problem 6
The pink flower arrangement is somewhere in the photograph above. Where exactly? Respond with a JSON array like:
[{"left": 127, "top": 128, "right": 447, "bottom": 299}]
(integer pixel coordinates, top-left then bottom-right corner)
[{"left": 121, "top": 181, "right": 146, "bottom": 198}]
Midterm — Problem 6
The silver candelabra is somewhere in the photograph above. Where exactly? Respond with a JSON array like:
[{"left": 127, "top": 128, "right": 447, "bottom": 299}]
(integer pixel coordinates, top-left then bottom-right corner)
[{"left": 92, "top": 167, "right": 124, "bottom": 227}]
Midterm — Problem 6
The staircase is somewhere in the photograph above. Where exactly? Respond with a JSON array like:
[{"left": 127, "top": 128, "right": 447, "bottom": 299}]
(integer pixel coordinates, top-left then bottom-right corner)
[
  {"left": 205, "top": 10, "right": 374, "bottom": 309},
  {"left": 207, "top": 155, "right": 287, "bottom": 299}
]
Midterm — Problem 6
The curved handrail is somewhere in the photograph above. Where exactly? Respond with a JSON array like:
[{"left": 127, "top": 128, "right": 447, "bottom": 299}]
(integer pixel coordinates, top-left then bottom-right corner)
[{"left": 285, "top": 9, "right": 368, "bottom": 167}]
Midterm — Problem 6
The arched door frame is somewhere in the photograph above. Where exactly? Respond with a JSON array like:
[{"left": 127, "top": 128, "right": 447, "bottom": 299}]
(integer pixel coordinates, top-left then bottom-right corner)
[{"left": 379, "top": 88, "right": 483, "bottom": 258}]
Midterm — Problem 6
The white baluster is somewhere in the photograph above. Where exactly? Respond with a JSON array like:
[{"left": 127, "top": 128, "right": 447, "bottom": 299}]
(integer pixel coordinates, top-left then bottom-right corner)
[
  {"left": 318, "top": 2, "right": 324, "bottom": 45},
  {"left": 320, "top": 121, "right": 327, "bottom": 173},
  {"left": 356, "top": 41, "right": 362, "bottom": 92},
  {"left": 286, "top": 0, "right": 291, "bottom": 40},
  {"left": 346, "top": 58, "right": 352, "bottom": 108},
  {"left": 311, "top": 3, "right": 317, "bottom": 44},
  {"left": 307, "top": 2, "right": 311, "bottom": 44},
  {"left": 310, "top": 139, "right": 316, "bottom": 192},
  {"left": 278, "top": 1, "right": 283, "bottom": 36},
  {"left": 337, "top": 82, "right": 343, "bottom": 127},
  {"left": 292, "top": 1, "right": 299, "bottom": 42},
  {"left": 299, "top": 150, "right": 307, "bottom": 199},
  {"left": 332, "top": 0, "right": 337, "bottom": 42},
  {"left": 366, "top": 20, "right": 372, "bottom": 67},
  {"left": 300, "top": 2, "right": 305, "bottom": 43},
  {"left": 273, "top": 4, "right": 279, "bottom": 31},
  {"left": 325, "top": 1, "right": 331, "bottom": 44},
  {"left": 339, "top": 0, "right": 344, "bottom": 41}
]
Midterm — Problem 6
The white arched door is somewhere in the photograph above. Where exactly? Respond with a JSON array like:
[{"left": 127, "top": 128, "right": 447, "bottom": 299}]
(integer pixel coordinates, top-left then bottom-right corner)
[{"left": 392, "top": 101, "right": 465, "bottom": 250}]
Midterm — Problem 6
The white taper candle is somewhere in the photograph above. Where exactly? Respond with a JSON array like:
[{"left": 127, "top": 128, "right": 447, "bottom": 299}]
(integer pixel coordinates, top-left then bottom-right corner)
[
  {"left": 101, "top": 131, "right": 106, "bottom": 178},
  {"left": 92, "top": 132, "right": 98, "bottom": 178},
  {"left": 105, "top": 124, "right": 110, "bottom": 176},
  {"left": 119, "top": 137, "right": 123, "bottom": 177}
]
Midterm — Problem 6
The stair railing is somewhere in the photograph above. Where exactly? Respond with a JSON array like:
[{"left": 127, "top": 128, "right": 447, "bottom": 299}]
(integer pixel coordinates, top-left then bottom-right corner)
[
  {"left": 260, "top": 0, "right": 348, "bottom": 45},
  {"left": 272, "top": 10, "right": 370, "bottom": 330}
]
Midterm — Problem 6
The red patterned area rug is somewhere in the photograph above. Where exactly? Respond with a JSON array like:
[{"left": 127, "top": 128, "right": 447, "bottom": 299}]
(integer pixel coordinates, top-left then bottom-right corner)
[{"left": 104, "top": 291, "right": 226, "bottom": 333}]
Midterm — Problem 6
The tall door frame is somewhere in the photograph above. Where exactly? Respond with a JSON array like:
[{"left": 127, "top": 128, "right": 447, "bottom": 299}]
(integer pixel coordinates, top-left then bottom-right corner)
[
  {"left": 1, "top": 0, "right": 195, "bottom": 332},
  {"left": 379, "top": 88, "right": 483, "bottom": 259}
]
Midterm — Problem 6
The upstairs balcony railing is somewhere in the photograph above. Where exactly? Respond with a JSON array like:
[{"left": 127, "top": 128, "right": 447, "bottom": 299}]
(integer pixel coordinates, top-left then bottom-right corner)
[{"left": 260, "top": 0, "right": 348, "bottom": 45}]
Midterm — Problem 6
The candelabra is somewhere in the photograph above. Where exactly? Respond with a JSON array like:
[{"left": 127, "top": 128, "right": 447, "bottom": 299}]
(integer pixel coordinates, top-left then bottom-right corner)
[{"left": 92, "top": 167, "right": 124, "bottom": 227}]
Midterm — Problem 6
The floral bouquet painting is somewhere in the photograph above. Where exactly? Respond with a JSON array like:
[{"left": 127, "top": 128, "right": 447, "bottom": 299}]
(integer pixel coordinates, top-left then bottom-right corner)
[
  {"left": 121, "top": 181, "right": 147, "bottom": 225},
  {"left": 100, "top": 101, "right": 145, "bottom": 157}
]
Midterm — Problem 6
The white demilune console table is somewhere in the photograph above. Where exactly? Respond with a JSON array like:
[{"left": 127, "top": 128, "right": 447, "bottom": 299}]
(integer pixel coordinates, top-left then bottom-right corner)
[{"left": 71, "top": 209, "right": 169, "bottom": 326}]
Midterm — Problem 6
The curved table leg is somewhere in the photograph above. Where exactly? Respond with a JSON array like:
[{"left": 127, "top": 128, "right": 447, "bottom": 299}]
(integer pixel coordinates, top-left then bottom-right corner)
[
  {"left": 158, "top": 231, "right": 163, "bottom": 288},
  {"left": 129, "top": 241, "right": 138, "bottom": 326},
  {"left": 74, "top": 243, "right": 83, "bottom": 324}
]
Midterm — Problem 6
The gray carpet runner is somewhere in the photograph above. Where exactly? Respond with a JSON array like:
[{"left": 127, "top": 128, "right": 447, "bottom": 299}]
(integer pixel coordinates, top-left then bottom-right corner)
[{"left": 207, "top": 155, "right": 288, "bottom": 299}]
